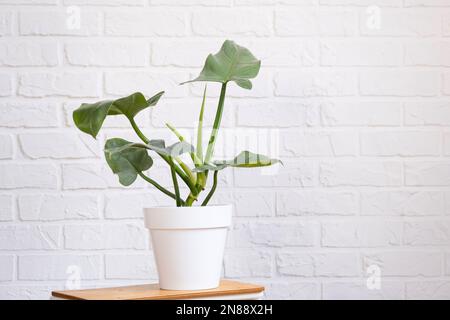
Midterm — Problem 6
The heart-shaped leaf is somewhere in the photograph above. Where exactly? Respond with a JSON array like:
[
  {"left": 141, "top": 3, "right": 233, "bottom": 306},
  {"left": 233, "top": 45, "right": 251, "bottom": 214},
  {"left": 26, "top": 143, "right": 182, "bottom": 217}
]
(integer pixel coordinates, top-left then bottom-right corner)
[
  {"left": 193, "top": 151, "right": 281, "bottom": 172},
  {"left": 104, "top": 138, "right": 153, "bottom": 186},
  {"left": 182, "top": 40, "right": 261, "bottom": 90},
  {"left": 73, "top": 91, "right": 164, "bottom": 139}
]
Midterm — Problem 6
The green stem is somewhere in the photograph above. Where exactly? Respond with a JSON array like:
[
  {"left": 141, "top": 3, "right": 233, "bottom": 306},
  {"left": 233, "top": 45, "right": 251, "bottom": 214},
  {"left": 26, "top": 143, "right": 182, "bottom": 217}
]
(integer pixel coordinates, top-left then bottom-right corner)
[
  {"left": 128, "top": 117, "right": 195, "bottom": 192},
  {"left": 204, "top": 83, "right": 227, "bottom": 164},
  {"left": 201, "top": 170, "right": 218, "bottom": 206},
  {"left": 138, "top": 172, "right": 184, "bottom": 205},
  {"left": 129, "top": 118, "right": 149, "bottom": 144},
  {"left": 169, "top": 159, "right": 182, "bottom": 207},
  {"left": 185, "top": 193, "right": 198, "bottom": 206}
]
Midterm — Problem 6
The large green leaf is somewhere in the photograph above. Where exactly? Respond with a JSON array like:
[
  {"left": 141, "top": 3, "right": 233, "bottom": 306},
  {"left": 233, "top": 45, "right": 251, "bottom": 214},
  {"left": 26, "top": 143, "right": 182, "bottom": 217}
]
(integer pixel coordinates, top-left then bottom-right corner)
[
  {"left": 73, "top": 91, "right": 164, "bottom": 138},
  {"left": 104, "top": 138, "right": 153, "bottom": 186},
  {"left": 182, "top": 40, "right": 261, "bottom": 90},
  {"left": 193, "top": 151, "right": 281, "bottom": 172}
]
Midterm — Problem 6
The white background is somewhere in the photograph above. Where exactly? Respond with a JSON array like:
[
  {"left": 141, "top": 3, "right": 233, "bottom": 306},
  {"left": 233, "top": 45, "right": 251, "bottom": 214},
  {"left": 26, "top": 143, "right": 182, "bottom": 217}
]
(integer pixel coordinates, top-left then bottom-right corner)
[{"left": 1, "top": 0, "right": 450, "bottom": 299}]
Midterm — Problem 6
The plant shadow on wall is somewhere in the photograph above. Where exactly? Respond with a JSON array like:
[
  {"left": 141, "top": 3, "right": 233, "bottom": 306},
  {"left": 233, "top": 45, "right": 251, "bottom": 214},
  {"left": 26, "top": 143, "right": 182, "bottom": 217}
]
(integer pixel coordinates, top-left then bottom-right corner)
[{"left": 72, "top": 40, "right": 281, "bottom": 206}]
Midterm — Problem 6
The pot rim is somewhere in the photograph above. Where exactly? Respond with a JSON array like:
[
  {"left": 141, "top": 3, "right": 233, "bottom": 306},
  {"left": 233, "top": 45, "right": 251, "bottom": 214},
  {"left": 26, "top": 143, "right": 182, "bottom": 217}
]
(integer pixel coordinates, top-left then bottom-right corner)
[{"left": 144, "top": 204, "right": 232, "bottom": 230}]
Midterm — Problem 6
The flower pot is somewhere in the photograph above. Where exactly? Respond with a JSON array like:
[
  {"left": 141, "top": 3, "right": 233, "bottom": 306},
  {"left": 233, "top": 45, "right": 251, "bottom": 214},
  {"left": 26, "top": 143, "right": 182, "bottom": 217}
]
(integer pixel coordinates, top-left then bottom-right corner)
[{"left": 144, "top": 205, "right": 232, "bottom": 290}]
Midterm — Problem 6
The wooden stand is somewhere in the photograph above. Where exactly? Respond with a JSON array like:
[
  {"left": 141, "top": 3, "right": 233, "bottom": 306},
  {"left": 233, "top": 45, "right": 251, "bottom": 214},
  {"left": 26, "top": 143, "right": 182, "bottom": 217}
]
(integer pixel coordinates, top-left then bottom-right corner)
[{"left": 51, "top": 280, "right": 265, "bottom": 300}]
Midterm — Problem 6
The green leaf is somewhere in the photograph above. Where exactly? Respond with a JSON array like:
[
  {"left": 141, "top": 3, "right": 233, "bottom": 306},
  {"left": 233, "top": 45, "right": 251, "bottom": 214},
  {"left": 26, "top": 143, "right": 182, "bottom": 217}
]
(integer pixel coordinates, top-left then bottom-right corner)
[
  {"left": 73, "top": 91, "right": 164, "bottom": 138},
  {"left": 181, "top": 40, "right": 261, "bottom": 90},
  {"left": 193, "top": 151, "right": 281, "bottom": 172},
  {"left": 104, "top": 138, "right": 153, "bottom": 186},
  {"left": 146, "top": 140, "right": 195, "bottom": 158}
]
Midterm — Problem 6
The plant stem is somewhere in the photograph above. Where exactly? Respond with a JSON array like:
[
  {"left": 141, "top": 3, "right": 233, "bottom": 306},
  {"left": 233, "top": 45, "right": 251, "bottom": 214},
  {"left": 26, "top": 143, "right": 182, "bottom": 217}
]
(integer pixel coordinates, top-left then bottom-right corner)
[
  {"left": 201, "top": 170, "right": 218, "bottom": 206},
  {"left": 169, "top": 159, "right": 182, "bottom": 207},
  {"left": 196, "top": 85, "right": 207, "bottom": 164},
  {"left": 138, "top": 172, "right": 184, "bottom": 205},
  {"left": 185, "top": 193, "right": 197, "bottom": 206},
  {"left": 128, "top": 117, "right": 195, "bottom": 192},
  {"left": 204, "top": 83, "right": 227, "bottom": 164},
  {"left": 129, "top": 118, "right": 149, "bottom": 144}
]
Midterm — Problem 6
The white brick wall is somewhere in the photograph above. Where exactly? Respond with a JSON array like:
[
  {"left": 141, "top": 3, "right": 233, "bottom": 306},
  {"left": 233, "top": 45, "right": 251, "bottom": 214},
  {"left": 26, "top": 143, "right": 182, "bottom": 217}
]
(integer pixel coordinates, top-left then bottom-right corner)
[{"left": 0, "top": 0, "right": 449, "bottom": 300}]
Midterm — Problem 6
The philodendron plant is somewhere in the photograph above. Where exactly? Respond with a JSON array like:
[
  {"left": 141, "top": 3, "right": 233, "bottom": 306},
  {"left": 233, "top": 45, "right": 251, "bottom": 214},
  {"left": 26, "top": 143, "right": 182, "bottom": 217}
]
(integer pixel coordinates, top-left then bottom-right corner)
[{"left": 73, "top": 40, "right": 280, "bottom": 207}]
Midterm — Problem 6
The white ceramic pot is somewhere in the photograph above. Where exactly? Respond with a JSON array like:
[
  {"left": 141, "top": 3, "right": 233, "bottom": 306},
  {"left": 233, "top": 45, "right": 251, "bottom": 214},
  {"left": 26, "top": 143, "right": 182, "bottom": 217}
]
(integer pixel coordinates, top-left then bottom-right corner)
[{"left": 144, "top": 205, "right": 232, "bottom": 291}]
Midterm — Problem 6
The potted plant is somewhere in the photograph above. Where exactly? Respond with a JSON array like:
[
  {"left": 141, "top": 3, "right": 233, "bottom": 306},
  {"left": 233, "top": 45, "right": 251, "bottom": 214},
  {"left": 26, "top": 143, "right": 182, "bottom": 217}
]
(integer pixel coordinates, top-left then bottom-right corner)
[{"left": 72, "top": 40, "right": 280, "bottom": 290}]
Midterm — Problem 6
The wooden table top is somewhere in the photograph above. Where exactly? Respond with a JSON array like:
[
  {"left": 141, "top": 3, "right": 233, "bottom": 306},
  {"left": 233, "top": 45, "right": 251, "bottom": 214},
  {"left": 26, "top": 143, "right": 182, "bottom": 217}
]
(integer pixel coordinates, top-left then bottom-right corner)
[{"left": 51, "top": 280, "right": 265, "bottom": 300}]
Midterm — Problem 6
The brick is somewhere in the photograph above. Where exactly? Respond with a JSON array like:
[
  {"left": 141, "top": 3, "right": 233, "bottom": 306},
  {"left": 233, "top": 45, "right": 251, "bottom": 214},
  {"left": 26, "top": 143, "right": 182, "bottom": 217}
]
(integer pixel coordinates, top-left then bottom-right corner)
[
  {"left": 444, "top": 15, "right": 450, "bottom": 37},
  {"left": 64, "top": 223, "right": 147, "bottom": 250},
  {"left": 0, "top": 102, "right": 58, "bottom": 128},
  {"left": 18, "top": 194, "right": 99, "bottom": 221},
  {"left": 361, "top": 191, "right": 445, "bottom": 216},
  {"left": 280, "top": 130, "right": 358, "bottom": 156},
  {"left": 0, "top": 286, "right": 53, "bottom": 300},
  {"left": 230, "top": 221, "right": 318, "bottom": 248},
  {"left": 360, "top": 10, "right": 440, "bottom": 37},
  {"left": 405, "top": 0, "right": 450, "bottom": 6},
  {"left": 275, "top": 71, "right": 357, "bottom": 97},
  {"left": 20, "top": 10, "right": 100, "bottom": 36},
  {"left": 152, "top": 100, "right": 233, "bottom": 128},
  {"left": 0, "top": 256, "right": 14, "bottom": 281},
  {"left": 277, "top": 251, "right": 360, "bottom": 277},
  {"left": 192, "top": 9, "right": 271, "bottom": 36},
  {"left": 237, "top": 102, "right": 319, "bottom": 127},
  {"left": 275, "top": 9, "right": 357, "bottom": 36},
  {"left": 445, "top": 132, "right": 450, "bottom": 155},
  {"left": 407, "top": 281, "right": 450, "bottom": 300},
  {"left": 64, "top": 0, "right": 145, "bottom": 5},
  {"left": 244, "top": 40, "right": 317, "bottom": 67},
  {"left": 0, "top": 0, "right": 57, "bottom": 3},
  {"left": 0, "top": 225, "right": 61, "bottom": 250},
  {"left": 0, "top": 73, "right": 12, "bottom": 96},
  {"left": 151, "top": 40, "right": 218, "bottom": 67},
  {"left": 104, "top": 193, "right": 170, "bottom": 219},
  {"left": 19, "top": 72, "right": 100, "bottom": 97},
  {"left": 105, "top": 254, "right": 157, "bottom": 279},
  {"left": 360, "top": 131, "right": 441, "bottom": 156},
  {"left": 234, "top": 160, "right": 318, "bottom": 187},
  {"left": 0, "top": 135, "right": 13, "bottom": 159},
  {"left": 0, "top": 164, "right": 57, "bottom": 189},
  {"left": 405, "top": 161, "right": 450, "bottom": 186},
  {"left": 320, "top": 161, "right": 402, "bottom": 187},
  {"left": 321, "top": 40, "right": 402, "bottom": 66},
  {"left": 360, "top": 71, "right": 439, "bottom": 97},
  {"left": 322, "top": 221, "right": 402, "bottom": 247},
  {"left": 323, "top": 281, "right": 404, "bottom": 300},
  {"left": 277, "top": 191, "right": 358, "bottom": 216},
  {"left": 62, "top": 163, "right": 139, "bottom": 190},
  {"left": 0, "top": 12, "right": 12, "bottom": 36},
  {"left": 405, "top": 101, "right": 450, "bottom": 126},
  {"left": 0, "top": 195, "right": 13, "bottom": 221},
  {"left": 405, "top": 42, "right": 450, "bottom": 66},
  {"left": 151, "top": 0, "right": 231, "bottom": 5},
  {"left": 264, "top": 282, "right": 320, "bottom": 300},
  {"left": 65, "top": 41, "right": 149, "bottom": 67},
  {"left": 224, "top": 250, "right": 272, "bottom": 278},
  {"left": 105, "top": 10, "right": 186, "bottom": 36},
  {"left": 19, "top": 133, "right": 100, "bottom": 159},
  {"left": 105, "top": 72, "right": 187, "bottom": 98},
  {"left": 18, "top": 255, "right": 101, "bottom": 280},
  {"left": 363, "top": 251, "right": 442, "bottom": 276},
  {"left": 321, "top": 101, "right": 402, "bottom": 127},
  {"left": 0, "top": 41, "right": 58, "bottom": 66},
  {"left": 320, "top": 0, "right": 401, "bottom": 5},
  {"left": 233, "top": 191, "right": 275, "bottom": 217},
  {"left": 404, "top": 220, "right": 450, "bottom": 246},
  {"left": 444, "top": 73, "right": 450, "bottom": 95}
]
